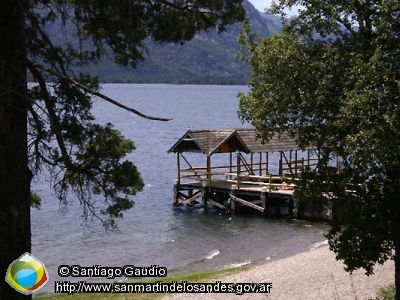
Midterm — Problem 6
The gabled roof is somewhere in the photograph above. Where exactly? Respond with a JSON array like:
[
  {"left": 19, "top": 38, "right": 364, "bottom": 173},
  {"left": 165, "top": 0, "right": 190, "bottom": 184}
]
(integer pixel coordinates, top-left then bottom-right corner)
[
  {"left": 235, "top": 129, "right": 303, "bottom": 152},
  {"left": 168, "top": 128, "right": 314, "bottom": 155},
  {"left": 167, "top": 129, "right": 250, "bottom": 155}
]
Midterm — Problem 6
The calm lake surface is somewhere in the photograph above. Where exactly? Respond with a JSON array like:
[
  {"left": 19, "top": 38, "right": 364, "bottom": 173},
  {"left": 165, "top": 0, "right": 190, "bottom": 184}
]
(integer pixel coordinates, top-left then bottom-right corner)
[{"left": 31, "top": 84, "right": 328, "bottom": 290}]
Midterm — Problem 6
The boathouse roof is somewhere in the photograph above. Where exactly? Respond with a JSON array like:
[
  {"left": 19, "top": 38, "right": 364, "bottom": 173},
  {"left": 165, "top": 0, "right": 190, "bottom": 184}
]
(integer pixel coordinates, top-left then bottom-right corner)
[
  {"left": 168, "top": 128, "right": 308, "bottom": 155},
  {"left": 167, "top": 129, "right": 250, "bottom": 155}
]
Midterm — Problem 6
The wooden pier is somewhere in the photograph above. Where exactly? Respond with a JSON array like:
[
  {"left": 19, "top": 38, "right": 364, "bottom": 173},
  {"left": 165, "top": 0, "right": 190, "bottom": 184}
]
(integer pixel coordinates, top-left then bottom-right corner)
[{"left": 168, "top": 128, "right": 333, "bottom": 218}]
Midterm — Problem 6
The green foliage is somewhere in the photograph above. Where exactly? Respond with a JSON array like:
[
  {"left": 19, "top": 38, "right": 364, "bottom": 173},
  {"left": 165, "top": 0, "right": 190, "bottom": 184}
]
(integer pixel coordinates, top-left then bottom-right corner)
[
  {"left": 24, "top": 0, "right": 246, "bottom": 227},
  {"left": 30, "top": 193, "right": 42, "bottom": 210},
  {"left": 378, "top": 284, "right": 396, "bottom": 300},
  {"left": 239, "top": 0, "right": 400, "bottom": 285},
  {"left": 35, "top": 1, "right": 278, "bottom": 85}
]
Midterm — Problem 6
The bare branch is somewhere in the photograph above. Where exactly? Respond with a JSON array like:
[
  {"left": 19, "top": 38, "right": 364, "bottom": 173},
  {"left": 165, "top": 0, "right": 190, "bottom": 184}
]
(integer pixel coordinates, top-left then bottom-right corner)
[{"left": 29, "top": 61, "right": 173, "bottom": 122}]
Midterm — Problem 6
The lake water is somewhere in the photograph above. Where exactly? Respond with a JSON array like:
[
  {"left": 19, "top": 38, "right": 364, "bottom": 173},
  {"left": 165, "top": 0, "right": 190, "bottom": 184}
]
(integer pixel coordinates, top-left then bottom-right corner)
[{"left": 31, "top": 84, "right": 328, "bottom": 291}]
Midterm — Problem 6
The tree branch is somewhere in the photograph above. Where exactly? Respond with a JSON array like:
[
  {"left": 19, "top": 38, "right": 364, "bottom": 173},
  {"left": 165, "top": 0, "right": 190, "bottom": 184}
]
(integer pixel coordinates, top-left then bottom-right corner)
[
  {"left": 27, "top": 63, "right": 75, "bottom": 171},
  {"left": 29, "top": 61, "right": 173, "bottom": 121}
]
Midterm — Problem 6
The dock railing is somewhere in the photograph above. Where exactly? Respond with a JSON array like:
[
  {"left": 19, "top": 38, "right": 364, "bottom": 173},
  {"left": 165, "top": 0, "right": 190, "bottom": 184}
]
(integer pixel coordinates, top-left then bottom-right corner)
[
  {"left": 178, "top": 164, "right": 297, "bottom": 192},
  {"left": 176, "top": 151, "right": 324, "bottom": 192}
]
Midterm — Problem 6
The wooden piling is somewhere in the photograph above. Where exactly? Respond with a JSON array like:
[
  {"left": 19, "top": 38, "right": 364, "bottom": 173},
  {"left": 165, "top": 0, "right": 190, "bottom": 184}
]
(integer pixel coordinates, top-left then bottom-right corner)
[
  {"left": 230, "top": 185, "right": 237, "bottom": 214},
  {"left": 177, "top": 153, "right": 181, "bottom": 185},
  {"left": 292, "top": 198, "right": 299, "bottom": 218},
  {"left": 173, "top": 179, "right": 179, "bottom": 207},
  {"left": 269, "top": 174, "right": 272, "bottom": 193},
  {"left": 202, "top": 181, "right": 208, "bottom": 209},
  {"left": 261, "top": 187, "right": 268, "bottom": 217}
]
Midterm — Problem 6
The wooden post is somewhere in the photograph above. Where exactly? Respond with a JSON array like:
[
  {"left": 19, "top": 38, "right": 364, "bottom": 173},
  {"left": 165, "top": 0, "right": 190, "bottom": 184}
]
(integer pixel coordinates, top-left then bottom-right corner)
[
  {"left": 259, "top": 152, "right": 262, "bottom": 176},
  {"left": 177, "top": 153, "right": 181, "bottom": 185},
  {"left": 279, "top": 152, "right": 283, "bottom": 176},
  {"left": 276, "top": 200, "right": 281, "bottom": 218},
  {"left": 207, "top": 155, "right": 211, "bottom": 192},
  {"left": 229, "top": 152, "right": 233, "bottom": 175},
  {"left": 288, "top": 198, "right": 294, "bottom": 218},
  {"left": 173, "top": 179, "right": 179, "bottom": 207},
  {"left": 292, "top": 198, "right": 299, "bottom": 218},
  {"left": 236, "top": 150, "right": 240, "bottom": 188},
  {"left": 230, "top": 185, "right": 237, "bottom": 214},
  {"left": 202, "top": 181, "right": 208, "bottom": 210},
  {"left": 250, "top": 153, "right": 254, "bottom": 174},
  {"left": 266, "top": 152, "right": 269, "bottom": 175},
  {"left": 261, "top": 187, "right": 268, "bottom": 217},
  {"left": 295, "top": 150, "right": 298, "bottom": 177},
  {"left": 307, "top": 149, "right": 310, "bottom": 167},
  {"left": 269, "top": 174, "right": 272, "bottom": 193}
]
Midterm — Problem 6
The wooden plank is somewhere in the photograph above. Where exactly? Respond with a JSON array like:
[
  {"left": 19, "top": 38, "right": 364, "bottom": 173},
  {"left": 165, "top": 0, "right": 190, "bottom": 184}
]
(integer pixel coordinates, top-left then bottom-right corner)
[
  {"left": 230, "top": 195, "right": 264, "bottom": 212},
  {"left": 178, "top": 191, "right": 189, "bottom": 199},
  {"left": 224, "top": 172, "right": 281, "bottom": 180},
  {"left": 178, "top": 193, "right": 202, "bottom": 206},
  {"left": 251, "top": 199, "right": 263, "bottom": 205},
  {"left": 207, "top": 199, "right": 228, "bottom": 210}
]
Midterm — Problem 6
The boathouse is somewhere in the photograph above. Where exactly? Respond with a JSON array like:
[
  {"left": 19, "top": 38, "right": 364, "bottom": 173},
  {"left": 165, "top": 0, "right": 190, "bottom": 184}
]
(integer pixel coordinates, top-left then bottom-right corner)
[{"left": 168, "top": 128, "right": 323, "bottom": 217}]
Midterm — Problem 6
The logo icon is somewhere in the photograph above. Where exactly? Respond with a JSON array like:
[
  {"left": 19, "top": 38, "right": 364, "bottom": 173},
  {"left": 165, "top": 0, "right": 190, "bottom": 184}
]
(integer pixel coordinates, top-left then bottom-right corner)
[{"left": 5, "top": 252, "right": 48, "bottom": 294}]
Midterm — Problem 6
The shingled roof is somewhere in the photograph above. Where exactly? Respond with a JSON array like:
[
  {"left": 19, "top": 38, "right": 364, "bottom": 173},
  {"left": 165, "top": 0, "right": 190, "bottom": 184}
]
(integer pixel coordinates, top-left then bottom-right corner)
[
  {"left": 167, "top": 129, "right": 250, "bottom": 155},
  {"left": 235, "top": 129, "right": 302, "bottom": 152},
  {"left": 168, "top": 128, "right": 311, "bottom": 155}
]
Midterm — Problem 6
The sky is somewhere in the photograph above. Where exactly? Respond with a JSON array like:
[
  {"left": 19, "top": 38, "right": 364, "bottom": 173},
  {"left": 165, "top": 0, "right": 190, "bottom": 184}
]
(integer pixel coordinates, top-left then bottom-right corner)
[
  {"left": 248, "top": 0, "right": 301, "bottom": 16},
  {"left": 248, "top": 0, "right": 274, "bottom": 12}
]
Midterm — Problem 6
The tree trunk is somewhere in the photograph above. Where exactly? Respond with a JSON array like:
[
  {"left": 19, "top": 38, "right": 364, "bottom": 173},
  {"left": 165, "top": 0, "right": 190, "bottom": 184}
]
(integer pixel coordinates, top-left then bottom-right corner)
[
  {"left": 0, "top": 1, "right": 31, "bottom": 299},
  {"left": 395, "top": 209, "right": 400, "bottom": 300}
]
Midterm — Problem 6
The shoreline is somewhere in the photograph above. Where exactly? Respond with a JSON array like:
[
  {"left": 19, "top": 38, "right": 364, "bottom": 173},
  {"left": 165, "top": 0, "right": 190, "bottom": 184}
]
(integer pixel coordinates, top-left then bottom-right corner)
[{"left": 164, "top": 245, "right": 394, "bottom": 300}]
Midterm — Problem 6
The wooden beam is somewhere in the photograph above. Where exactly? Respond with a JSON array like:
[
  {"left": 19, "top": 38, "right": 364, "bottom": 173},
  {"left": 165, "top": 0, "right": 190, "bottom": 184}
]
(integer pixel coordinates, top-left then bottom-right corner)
[
  {"left": 173, "top": 180, "right": 179, "bottom": 206},
  {"left": 208, "top": 199, "right": 228, "bottom": 210},
  {"left": 177, "top": 152, "right": 181, "bottom": 185},
  {"left": 229, "top": 152, "right": 233, "bottom": 174},
  {"left": 180, "top": 153, "right": 202, "bottom": 178},
  {"left": 179, "top": 193, "right": 202, "bottom": 206},
  {"left": 207, "top": 155, "right": 211, "bottom": 192},
  {"left": 230, "top": 195, "right": 265, "bottom": 212},
  {"left": 202, "top": 181, "right": 208, "bottom": 209},
  {"left": 236, "top": 151, "right": 240, "bottom": 188},
  {"left": 261, "top": 187, "right": 268, "bottom": 217},
  {"left": 230, "top": 185, "right": 237, "bottom": 213}
]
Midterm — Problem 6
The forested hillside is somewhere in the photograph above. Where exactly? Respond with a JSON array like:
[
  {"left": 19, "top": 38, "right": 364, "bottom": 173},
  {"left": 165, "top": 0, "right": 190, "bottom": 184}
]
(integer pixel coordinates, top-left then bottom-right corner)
[{"left": 71, "top": 1, "right": 281, "bottom": 84}]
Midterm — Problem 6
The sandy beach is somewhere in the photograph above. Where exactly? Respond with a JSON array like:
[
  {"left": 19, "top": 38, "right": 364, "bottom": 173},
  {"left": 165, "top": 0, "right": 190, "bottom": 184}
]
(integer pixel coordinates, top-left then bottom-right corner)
[{"left": 164, "top": 245, "right": 394, "bottom": 300}]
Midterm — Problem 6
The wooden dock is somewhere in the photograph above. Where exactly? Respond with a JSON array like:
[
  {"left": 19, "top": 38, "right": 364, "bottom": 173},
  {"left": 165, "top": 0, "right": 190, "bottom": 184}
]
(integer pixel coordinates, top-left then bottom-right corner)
[
  {"left": 173, "top": 178, "right": 297, "bottom": 217},
  {"left": 168, "top": 128, "right": 332, "bottom": 218}
]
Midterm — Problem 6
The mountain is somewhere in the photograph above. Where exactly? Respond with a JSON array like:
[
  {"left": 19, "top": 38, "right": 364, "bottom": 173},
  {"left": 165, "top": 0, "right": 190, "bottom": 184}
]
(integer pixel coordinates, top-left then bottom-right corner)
[{"left": 41, "top": 1, "right": 282, "bottom": 85}]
